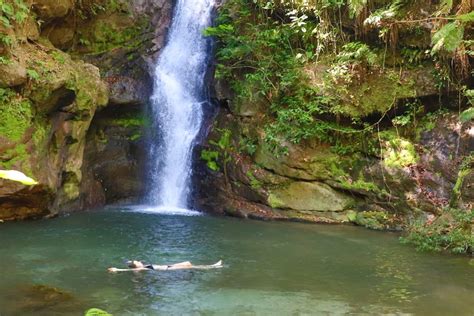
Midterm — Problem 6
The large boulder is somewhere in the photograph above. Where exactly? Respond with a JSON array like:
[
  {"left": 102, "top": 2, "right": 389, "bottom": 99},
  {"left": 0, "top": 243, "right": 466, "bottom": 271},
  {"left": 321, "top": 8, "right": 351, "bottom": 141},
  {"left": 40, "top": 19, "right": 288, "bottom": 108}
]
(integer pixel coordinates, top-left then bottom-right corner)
[{"left": 268, "top": 181, "right": 355, "bottom": 212}]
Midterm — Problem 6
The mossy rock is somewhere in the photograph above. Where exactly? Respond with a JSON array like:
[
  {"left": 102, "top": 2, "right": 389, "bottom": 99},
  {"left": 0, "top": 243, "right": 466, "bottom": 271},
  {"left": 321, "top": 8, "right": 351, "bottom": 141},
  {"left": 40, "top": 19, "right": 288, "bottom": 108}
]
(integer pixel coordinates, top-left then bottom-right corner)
[
  {"left": 350, "top": 210, "right": 393, "bottom": 230},
  {"left": 328, "top": 70, "right": 417, "bottom": 118},
  {"left": 309, "top": 62, "right": 438, "bottom": 118},
  {"left": 380, "top": 132, "right": 419, "bottom": 168},
  {"left": 255, "top": 143, "right": 340, "bottom": 181},
  {"left": 268, "top": 181, "right": 355, "bottom": 212}
]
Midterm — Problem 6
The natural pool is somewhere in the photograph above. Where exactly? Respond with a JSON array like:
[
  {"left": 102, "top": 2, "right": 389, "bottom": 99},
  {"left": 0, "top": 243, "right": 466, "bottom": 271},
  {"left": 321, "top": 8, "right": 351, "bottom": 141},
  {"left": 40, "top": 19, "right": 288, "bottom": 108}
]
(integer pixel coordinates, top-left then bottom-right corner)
[{"left": 0, "top": 208, "right": 472, "bottom": 315}]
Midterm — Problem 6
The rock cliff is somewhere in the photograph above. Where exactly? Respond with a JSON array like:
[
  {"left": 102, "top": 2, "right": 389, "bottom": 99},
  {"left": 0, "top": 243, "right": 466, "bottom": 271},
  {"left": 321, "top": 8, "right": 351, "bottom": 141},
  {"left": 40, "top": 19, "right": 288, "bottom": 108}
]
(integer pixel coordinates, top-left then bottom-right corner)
[{"left": 0, "top": 0, "right": 173, "bottom": 220}]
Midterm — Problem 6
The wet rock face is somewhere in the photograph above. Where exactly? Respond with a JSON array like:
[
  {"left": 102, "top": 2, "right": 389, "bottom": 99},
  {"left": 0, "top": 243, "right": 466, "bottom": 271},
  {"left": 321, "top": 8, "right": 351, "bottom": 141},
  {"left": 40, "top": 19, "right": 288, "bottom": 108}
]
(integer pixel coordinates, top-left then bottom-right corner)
[
  {"left": 77, "top": 0, "right": 176, "bottom": 209},
  {"left": 80, "top": 106, "right": 147, "bottom": 208},
  {"left": 106, "top": 76, "right": 150, "bottom": 106}
]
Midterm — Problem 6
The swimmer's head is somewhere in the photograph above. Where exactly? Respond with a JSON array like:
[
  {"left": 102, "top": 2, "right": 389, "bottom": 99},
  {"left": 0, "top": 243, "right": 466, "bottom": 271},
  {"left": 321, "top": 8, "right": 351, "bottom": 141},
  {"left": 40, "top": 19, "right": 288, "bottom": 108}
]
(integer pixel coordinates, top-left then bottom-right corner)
[{"left": 127, "top": 260, "right": 144, "bottom": 268}]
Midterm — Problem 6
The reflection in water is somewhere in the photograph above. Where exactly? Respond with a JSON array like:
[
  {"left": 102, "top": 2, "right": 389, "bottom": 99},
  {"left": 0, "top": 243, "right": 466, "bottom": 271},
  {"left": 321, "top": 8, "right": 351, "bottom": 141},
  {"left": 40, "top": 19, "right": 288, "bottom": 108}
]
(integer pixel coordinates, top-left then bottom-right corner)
[
  {"left": 0, "top": 210, "right": 473, "bottom": 315},
  {"left": 374, "top": 249, "right": 417, "bottom": 304}
]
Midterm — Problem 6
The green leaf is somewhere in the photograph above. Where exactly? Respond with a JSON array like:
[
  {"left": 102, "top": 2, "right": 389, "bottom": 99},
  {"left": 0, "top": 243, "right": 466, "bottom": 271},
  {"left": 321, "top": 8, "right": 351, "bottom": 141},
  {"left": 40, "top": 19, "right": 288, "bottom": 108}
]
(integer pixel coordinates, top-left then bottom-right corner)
[
  {"left": 436, "top": 0, "right": 453, "bottom": 16},
  {"left": 200, "top": 149, "right": 220, "bottom": 171},
  {"left": 460, "top": 107, "right": 474, "bottom": 123},
  {"left": 207, "top": 161, "right": 219, "bottom": 171},
  {"left": 0, "top": 15, "right": 10, "bottom": 27},
  {"left": 457, "top": 11, "right": 474, "bottom": 23},
  {"left": 1, "top": 3, "right": 14, "bottom": 16},
  {"left": 464, "top": 89, "right": 474, "bottom": 105},
  {"left": 84, "top": 308, "right": 112, "bottom": 316},
  {"left": 26, "top": 69, "right": 40, "bottom": 81}
]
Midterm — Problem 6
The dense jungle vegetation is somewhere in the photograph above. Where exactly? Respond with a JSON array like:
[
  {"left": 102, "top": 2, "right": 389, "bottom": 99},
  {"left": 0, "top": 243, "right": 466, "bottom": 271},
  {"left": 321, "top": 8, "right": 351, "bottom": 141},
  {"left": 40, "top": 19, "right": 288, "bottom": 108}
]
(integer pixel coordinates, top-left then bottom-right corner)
[{"left": 206, "top": 0, "right": 473, "bottom": 151}]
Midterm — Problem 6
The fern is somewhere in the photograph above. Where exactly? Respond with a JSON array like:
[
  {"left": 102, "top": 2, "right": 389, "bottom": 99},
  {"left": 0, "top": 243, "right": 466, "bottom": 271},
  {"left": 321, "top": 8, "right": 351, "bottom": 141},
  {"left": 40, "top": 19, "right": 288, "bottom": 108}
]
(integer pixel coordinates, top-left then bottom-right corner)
[
  {"left": 364, "top": 0, "right": 404, "bottom": 27},
  {"left": 457, "top": 11, "right": 474, "bottom": 23},
  {"left": 436, "top": 0, "right": 453, "bottom": 16},
  {"left": 431, "top": 22, "right": 464, "bottom": 54},
  {"left": 337, "top": 41, "right": 377, "bottom": 66},
  {"left": 347, "top": 0, "right": 367, "bottom": 18}
]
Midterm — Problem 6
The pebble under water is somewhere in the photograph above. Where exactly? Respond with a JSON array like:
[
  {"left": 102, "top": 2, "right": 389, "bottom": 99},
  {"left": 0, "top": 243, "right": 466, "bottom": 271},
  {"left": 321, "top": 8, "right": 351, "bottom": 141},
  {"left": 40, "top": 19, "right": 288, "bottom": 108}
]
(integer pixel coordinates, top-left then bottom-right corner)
[{"left": 0, "top": 209, "right": 473, "bottom": 315}]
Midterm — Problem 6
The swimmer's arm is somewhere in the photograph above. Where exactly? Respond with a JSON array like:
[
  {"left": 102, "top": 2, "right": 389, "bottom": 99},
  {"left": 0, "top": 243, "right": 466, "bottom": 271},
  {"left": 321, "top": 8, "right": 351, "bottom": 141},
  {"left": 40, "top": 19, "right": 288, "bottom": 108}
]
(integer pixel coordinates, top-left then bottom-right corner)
[{"left": 107, "top": 267, "right": 149, "bottom": 272}]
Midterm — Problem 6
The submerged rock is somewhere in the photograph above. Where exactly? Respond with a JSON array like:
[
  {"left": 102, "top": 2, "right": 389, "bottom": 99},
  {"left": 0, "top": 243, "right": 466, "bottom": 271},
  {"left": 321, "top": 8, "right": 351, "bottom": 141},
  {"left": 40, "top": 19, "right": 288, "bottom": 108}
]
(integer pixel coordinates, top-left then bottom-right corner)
[{"left": 9, "top": 284, "right": 84, "bottom": 315}]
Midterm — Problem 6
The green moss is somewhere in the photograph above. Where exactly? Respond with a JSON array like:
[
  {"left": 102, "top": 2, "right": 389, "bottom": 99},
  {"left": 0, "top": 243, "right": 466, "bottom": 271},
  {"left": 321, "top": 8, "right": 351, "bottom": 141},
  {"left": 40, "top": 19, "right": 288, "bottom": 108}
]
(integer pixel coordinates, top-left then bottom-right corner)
[
  {"left": 109, "top": 116, "right": 145, "bottom": 128},
  {"left": 351, "top": 211, "right": 392, "bottom": 230},
  {"left": 0, "top": 88, "right": 33, "bottom": 142},
  {"left": 32, "top": 121, "right": 48, "bottom": 152},
  {"left": 80, "top": 16, "right": 149, "bottom": 54},
  {"left": 64, "top": 73, "right": 107, "bottom": 113},
  {"left": 379, "top": 131, "right": 419, "bottom": 168},
  {"left": 246, "top": 170, "right": 262, "bottom": 189},
  {"left": 64, "top": 182, "right": 80, "bottom": 199},
  {"left": 268, "top": 193, "right": 285, "bottom": 209},
  {"left": 451, "top": 168, "right": 471, "bottom": 206},
  {"left": 128, "top": 132, "right": 142, "bottom": 141},
  {"left": 450, "top": 154, "right": 473, "bottom": 207},
  {"left": 63, "top": 176, "right": 80, "bottom": 200},
  {"left": 0, "top": 143, "right": 33, "bottom": 177},
  {"left": 328, "top": 70, "right": 416, "bottom": 118},
  {"left": 99, "top": 114, "right": 147, "bottom": 142},
  {"left": 340, "top": 177, "right": 389, "bottom": 198}
]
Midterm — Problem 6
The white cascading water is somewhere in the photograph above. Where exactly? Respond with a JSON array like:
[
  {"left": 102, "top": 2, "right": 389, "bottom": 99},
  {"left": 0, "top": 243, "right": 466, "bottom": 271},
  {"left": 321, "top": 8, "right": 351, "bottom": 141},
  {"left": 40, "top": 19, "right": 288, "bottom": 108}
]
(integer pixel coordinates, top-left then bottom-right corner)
[{"left": 147, "top": 0, "right": 215, "bottom": 213}]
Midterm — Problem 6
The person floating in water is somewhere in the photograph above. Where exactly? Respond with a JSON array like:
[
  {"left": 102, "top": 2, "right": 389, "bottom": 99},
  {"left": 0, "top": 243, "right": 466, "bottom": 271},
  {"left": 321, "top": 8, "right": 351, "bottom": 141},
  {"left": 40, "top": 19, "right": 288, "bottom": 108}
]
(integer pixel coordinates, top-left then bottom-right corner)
[{"left": 108, "top": 260, "right": 223, "bottom": 272}]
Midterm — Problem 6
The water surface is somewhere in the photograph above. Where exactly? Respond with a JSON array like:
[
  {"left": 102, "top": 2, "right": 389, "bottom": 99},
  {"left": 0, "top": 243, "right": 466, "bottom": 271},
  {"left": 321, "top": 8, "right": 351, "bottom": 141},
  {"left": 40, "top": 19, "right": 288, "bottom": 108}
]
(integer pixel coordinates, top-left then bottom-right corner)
[{"left": 0, "top": 209, "right": 472, "bottom": 315}]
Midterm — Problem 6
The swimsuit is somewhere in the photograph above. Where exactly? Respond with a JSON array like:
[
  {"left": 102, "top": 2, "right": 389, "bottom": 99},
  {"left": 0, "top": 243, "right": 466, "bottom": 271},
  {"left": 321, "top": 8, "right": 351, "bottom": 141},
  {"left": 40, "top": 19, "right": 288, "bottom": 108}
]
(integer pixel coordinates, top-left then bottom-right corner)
[{"left": 146, "top": 264, "right": 171, "bottom": 270}]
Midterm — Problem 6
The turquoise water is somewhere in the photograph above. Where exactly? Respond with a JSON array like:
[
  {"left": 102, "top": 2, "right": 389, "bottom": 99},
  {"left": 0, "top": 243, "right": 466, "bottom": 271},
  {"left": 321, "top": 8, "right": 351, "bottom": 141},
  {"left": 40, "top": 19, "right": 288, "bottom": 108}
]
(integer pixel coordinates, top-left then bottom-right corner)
[{"left": 0, "top": 209, "right": 473, "bottom": 315}]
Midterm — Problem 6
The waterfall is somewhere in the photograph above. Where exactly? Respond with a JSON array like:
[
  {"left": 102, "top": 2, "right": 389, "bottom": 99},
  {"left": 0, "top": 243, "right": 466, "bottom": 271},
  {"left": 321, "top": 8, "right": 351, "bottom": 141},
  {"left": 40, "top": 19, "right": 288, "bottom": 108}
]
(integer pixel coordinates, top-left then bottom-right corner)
[{"left": 147, "top": 0, "right": 215, "bottom": 212}]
